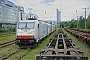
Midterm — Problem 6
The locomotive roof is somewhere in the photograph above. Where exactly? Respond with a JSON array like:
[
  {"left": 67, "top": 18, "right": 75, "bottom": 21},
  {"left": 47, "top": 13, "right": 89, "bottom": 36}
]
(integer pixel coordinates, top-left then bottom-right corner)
[
  {"left": 18, "top": 20, "right": 40, "bottom": 22},
  {"left": 18, "top": 20, "right": 55, "bottom": 25},
  {"left": 18, "top": 20, "right": 48, "bottom": 23}
]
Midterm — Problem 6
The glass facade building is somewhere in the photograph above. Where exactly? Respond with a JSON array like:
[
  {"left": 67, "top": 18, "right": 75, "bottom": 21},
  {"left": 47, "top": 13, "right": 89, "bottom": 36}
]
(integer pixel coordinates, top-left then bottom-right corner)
[
  {"left": 0, "top": 0, "right": 19, "bottom": 24},
  {"left": 56, "top": 9, "right": 61, "bottom": 24},
  {"left": 0, "top": 0, "right": 24, "bottom": 29}
]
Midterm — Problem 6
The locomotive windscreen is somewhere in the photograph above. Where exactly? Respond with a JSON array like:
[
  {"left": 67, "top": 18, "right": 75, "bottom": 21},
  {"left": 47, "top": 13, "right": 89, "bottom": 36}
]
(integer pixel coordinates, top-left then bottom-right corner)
[{"left": 18, "top": 22, "right": 34, "bottom": 29}]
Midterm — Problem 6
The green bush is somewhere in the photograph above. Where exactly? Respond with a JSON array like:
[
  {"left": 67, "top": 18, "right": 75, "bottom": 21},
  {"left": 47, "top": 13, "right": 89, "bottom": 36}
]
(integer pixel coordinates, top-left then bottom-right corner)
[
  {"left": 11, "top": 28, "right": 16, "bottom": 32},
  {"left": 0, "top": 28, "right": 16, "bottom": 34}
]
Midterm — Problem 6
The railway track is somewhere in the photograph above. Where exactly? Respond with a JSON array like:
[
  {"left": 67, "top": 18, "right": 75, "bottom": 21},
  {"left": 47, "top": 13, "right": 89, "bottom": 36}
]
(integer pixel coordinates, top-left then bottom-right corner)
[
  {"left": 65, "top": 28, "right": 90, "bottom": 47},
  {"left": 0, "top": 33, "right": 15, "bottom": 38},
  {"left": 0, "top": 40, "right": 15, "bottom": 48},
  {"left": 1, "top": 49, "right": 17, "bottom": 60},
  {"left": 36, "top": 29, "right": 88, "bottom": 60},
  {"left": 4, "top": 49, "right": 30, "bottom": 60},
  {"left": 17, "top": 50, "right": 30, "bottom": 60}
]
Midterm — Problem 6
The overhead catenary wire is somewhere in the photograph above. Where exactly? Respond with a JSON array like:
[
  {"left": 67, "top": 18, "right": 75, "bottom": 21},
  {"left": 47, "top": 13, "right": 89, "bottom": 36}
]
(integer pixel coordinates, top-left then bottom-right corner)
[
  {"left": 26, "top": 0, "right": 54, "bottom": 20},
  {"left": 9, "top": 0, "right": 90, "bottom": 21},
  {"left": 11, "top": 0, "right": 45, "bottom": 18},
  {"left": 47, "top": 0, "right": 90, "bottom": 18},
  {"left": 26, "top": 0, "right": 44, "bottom": 12},
  {"left": 12, "top": 0, "right": 90, "bottom": 14}
]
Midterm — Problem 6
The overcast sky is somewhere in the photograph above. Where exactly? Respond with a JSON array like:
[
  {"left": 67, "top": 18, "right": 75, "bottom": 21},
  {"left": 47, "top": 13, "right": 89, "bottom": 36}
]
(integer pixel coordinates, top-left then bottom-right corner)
[{"left": 9, "top": 0, "right": 90, "bottom": 21}]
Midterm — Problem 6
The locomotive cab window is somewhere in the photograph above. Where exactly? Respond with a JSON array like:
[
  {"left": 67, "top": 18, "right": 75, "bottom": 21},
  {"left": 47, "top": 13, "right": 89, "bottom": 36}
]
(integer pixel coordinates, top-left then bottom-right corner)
[{"left": 18, "top": 22, "right": 34, "bottom": 29}]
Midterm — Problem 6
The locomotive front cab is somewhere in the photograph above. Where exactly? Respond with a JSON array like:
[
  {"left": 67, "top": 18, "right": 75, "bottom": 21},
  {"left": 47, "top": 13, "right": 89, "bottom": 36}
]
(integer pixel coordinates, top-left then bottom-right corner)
[{"left": 16, "top": 21, "right": 37, "bottom": 48}]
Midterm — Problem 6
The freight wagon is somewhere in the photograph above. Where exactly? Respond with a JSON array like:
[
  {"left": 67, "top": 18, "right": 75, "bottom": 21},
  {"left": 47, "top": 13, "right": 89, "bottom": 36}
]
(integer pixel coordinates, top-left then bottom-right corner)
[{"left": 36, "top": 29, "right": 88, "bottom": 60}]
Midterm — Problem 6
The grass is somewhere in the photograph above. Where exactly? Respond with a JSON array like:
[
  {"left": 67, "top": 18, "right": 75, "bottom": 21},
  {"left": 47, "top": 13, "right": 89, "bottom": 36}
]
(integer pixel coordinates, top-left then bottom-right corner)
[
  {"left": 0, "top": 32, "right": 15, "bottom": 35},
  {"left": 0, "top": 28, "right": 16, "bottom": 35},
  {"left": 63, "top": 29, "right": 90, "bottom": 60},
  {"left": 22, "top": 29, "right": 58, "bottom": 60},
  {"left": 7, "top": 49, "right": 29, "bottom": 60},
  {"left": 0, "top": 44, "right": 19, "bottom": 59},
  {"left": 0, "top": 34, "right": 15, "bottom": 44}
]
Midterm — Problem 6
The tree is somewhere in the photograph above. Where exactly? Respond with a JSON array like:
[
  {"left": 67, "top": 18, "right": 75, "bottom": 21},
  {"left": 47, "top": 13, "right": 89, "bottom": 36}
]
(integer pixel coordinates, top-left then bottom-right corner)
[
  {"left": 78, "top": 16, "right": 85, "bottom": 29},
  {"left": 60, "top": 14, "right": 90, "bottom": 29},
  {"left": 86, "top": 14, "right": 90, "bottom": 29}
]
